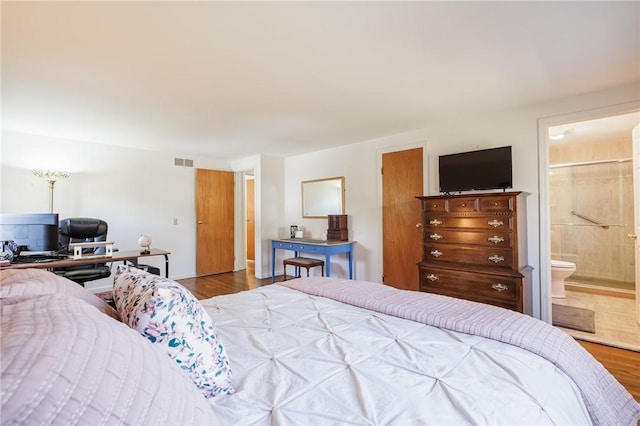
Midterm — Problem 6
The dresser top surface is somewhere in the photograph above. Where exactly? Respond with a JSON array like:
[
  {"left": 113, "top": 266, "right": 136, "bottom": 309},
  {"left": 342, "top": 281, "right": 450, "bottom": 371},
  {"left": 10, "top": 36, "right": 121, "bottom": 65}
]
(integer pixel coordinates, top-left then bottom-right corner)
[{"left": 416, "top": 191, "right": 529, "bottom": 200}]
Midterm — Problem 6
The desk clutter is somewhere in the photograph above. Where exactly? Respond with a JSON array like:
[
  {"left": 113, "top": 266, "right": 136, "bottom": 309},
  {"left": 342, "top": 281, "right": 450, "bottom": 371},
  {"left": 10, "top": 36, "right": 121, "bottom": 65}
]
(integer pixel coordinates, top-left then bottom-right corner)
[
  {"left": 70, "top": 241, "right": 114, "bottom": 260},
  {"left": 288, "top": 215, "right": 348, "bottom": 242}
]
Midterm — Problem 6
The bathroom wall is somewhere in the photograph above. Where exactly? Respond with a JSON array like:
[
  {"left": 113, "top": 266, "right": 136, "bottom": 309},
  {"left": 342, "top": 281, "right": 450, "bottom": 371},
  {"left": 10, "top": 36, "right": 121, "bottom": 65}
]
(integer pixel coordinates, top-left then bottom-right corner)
[{"left": 549, "top": 137, "right": 634, "bottom": 284}]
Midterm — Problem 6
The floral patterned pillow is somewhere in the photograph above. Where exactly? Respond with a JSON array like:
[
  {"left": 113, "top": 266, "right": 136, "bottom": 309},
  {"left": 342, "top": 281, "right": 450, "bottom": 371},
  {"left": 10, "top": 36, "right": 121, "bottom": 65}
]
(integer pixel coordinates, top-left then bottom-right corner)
[{"left": 113, "top": 264, "right": 234, "bottom": 398}]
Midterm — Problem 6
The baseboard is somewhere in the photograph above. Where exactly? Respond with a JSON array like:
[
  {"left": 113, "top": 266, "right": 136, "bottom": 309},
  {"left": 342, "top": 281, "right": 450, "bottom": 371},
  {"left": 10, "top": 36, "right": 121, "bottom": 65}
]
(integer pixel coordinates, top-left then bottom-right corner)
[{"left": 565, "top": 283, "right": 634, "bottom": 299}]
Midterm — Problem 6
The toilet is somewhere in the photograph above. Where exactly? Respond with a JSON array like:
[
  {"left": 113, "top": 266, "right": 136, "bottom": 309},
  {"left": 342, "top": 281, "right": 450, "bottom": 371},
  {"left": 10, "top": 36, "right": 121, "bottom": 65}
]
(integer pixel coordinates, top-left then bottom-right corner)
[{"left": 550, "top": 259, "right": 576, "bottom": 298}]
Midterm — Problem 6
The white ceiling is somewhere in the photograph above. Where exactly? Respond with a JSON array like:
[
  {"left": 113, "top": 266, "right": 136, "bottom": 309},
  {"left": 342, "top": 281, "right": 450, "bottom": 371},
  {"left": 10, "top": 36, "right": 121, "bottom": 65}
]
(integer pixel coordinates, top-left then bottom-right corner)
[{"left": 2, "top": 1, "right": 639, "bottom": 160}]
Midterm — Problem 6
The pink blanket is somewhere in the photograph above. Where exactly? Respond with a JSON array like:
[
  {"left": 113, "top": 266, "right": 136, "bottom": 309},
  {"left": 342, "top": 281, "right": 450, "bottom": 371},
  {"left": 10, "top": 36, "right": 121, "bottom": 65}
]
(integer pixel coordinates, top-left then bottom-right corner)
[{"left": 281, "top": 277, "right": 640, "bottom": 426}]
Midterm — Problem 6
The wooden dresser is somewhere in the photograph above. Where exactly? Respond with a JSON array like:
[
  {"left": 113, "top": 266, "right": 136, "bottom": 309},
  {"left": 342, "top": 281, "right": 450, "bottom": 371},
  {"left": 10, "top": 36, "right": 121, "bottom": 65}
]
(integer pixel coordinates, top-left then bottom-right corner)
[{"left": 416, "top": 192, "right": 532, "bottom": 313}]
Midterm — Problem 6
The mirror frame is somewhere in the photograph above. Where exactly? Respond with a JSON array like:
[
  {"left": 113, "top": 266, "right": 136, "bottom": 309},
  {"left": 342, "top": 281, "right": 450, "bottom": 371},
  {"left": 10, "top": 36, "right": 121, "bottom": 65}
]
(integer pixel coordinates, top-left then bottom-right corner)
[{"left": 301, "top": 176, "right": 345, "bottom": 218}]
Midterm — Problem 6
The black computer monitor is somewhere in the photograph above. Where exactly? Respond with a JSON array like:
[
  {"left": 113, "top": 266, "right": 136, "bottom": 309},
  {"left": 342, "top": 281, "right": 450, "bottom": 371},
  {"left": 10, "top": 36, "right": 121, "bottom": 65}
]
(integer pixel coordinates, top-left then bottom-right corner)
[{"left": 0, "top": 213, "right": 59, "bottom": 254}]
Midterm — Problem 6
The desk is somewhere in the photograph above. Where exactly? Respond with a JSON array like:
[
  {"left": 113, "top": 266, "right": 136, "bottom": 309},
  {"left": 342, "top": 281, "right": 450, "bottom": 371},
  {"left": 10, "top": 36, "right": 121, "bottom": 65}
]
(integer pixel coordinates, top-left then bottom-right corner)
[
  {"left": 272, "top": 239, "right": 354, "bottom": 283},
  {"left": 2, "top": 248, "right": 171, "bottom": 278}
]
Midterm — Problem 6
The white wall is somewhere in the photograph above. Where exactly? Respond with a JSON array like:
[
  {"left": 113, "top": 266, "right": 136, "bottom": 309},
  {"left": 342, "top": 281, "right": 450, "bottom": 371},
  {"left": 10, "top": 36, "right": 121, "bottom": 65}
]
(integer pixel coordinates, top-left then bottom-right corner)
[
  {"left": 256, "top": 155, "right": 285, "bottom": 279},
  {"left": 1, "top": 131, "right": 232, "bottom": 291}
]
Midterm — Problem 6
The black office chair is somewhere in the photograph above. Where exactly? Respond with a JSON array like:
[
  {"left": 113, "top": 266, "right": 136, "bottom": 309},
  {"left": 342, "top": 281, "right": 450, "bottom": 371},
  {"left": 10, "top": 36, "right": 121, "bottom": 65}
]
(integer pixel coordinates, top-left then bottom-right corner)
[{"left": 55, "top": 217, "right": 112, "bottom": 286}]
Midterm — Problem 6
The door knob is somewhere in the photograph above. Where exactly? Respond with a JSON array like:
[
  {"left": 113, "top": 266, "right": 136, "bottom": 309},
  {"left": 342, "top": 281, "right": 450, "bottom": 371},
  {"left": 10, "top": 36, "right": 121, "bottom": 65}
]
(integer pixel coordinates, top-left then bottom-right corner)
[
  {"left": 415, "top": 223, "right": 422, "bottom": 228},
  {"left": 628, "top": 234, "right": 638, "bottom": 240},
  {"left": 198, "top": 221, "right": 203, "bottom": 224}
]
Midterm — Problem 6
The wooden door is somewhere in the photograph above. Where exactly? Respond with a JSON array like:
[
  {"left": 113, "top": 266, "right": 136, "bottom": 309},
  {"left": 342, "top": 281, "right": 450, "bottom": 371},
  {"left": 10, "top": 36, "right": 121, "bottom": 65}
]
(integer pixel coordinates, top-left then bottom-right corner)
[
  {"left": 382, "top": 147, "right": 424, "bottom": 291},
  {"left": 246, "top": 177, "right": 255, "bottom": 261},
  {"left": 196, "top": 169, "right": 235, "bottom": 276}
]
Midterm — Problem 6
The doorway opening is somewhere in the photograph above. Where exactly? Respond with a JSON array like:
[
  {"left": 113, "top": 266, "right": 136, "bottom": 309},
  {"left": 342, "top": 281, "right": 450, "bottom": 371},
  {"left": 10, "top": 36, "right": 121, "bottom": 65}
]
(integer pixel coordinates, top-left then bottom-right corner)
[{"left": 540, "top": 106, "right": 640, "bottom": 350}]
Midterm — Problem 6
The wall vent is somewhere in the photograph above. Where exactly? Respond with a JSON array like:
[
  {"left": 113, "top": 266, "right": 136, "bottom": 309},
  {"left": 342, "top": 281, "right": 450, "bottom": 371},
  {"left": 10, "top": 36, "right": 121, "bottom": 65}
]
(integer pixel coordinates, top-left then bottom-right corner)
[{"left": 174, "top": 158, "right": 194, "bottom": 167}]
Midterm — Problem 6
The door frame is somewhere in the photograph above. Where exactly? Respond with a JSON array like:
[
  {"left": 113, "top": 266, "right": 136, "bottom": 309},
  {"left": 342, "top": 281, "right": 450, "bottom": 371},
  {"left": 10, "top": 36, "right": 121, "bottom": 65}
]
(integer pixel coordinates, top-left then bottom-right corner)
[
  {"left": 234, "top": 170, "right": 258, "bottom": 272},
  {"left": 233, "top": 170, "right": 246, "bottom": 272},
  {"left": 633, "top": 125, "right": 640, "bottom": 324},
  {"left": 377, "top": 141, "right": 429, "bottom": 284},
  {"left": 537, "top": 100, "right": 640, "bottom": 323}
]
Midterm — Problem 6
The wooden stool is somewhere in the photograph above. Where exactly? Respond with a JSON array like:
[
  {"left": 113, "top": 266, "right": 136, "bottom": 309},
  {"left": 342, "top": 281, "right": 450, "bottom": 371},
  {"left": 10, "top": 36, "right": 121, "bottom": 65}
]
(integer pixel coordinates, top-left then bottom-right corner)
[{"left": 283, "top": 257, "right": 325, "bottom": 281}]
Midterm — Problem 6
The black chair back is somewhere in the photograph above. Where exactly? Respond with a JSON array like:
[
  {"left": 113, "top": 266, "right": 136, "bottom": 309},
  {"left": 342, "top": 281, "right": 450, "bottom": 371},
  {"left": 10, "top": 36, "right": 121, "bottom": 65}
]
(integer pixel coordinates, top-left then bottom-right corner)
[
  {"left": 58, "top": 218, "right": 108, "bottom": 254},
  {"left": 55, "top": 218, "right": 111, "bottom": 286}
]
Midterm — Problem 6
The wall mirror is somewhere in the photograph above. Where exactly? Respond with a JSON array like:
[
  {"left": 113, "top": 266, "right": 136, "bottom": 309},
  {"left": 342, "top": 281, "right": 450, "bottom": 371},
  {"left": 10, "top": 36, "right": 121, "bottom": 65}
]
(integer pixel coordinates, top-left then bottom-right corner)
[{"left": 301, "top": 176, "right": 345, "bottom": 218}]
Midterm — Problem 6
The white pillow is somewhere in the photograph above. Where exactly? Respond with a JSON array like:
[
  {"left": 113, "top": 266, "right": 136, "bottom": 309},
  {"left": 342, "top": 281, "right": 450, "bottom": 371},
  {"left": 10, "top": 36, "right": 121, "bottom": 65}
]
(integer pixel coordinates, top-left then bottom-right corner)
[
  {"left": 1, "top": 294, "right": 219, "bottom": 425},
  {"left": 113, "top": 265, "right": 234, "bottom": 398}
]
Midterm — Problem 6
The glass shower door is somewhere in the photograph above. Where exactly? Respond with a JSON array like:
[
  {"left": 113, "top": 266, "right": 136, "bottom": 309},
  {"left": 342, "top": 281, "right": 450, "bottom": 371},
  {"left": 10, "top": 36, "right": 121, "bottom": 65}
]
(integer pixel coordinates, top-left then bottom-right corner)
[{"left": 549, "top": 158, "right": 634, "bottom": 292}]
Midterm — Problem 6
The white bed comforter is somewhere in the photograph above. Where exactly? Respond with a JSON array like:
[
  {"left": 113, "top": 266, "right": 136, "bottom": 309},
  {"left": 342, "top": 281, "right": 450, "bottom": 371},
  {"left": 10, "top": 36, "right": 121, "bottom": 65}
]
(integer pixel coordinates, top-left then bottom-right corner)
[{"left": 203, "top": 281, "right": 601, "bottom": 425}]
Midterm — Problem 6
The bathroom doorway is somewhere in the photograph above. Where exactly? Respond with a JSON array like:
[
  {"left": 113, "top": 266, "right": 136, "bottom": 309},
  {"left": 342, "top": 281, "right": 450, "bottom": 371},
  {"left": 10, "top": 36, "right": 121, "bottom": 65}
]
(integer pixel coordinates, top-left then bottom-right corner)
[{"left": 545, "top": 109, "right": 640, "bottom": 350}]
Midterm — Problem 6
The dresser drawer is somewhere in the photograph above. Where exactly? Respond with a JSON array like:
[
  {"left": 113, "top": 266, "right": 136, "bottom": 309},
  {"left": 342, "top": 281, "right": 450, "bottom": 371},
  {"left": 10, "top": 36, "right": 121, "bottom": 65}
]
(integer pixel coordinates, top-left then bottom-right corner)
[
  {"left": 424, "top": 244, "right": 515, "bottom": 269},
  {"left": 423, "top": 199, "right": 448, "bottom": 213},
  {"left": 449, "top": 197, "right": 478, "bottom": 212},
  {"left": 419, "top": 266, "right": 520, "bottom": 302},
  {"left": 424, "top": 229, "right": 513, "bottom": 248},
  {"left": 480, "top": 196, "right": 513, "bottom": 212},
  {"left": 424, "top": 215, "right": 513, "bottom": 230}
]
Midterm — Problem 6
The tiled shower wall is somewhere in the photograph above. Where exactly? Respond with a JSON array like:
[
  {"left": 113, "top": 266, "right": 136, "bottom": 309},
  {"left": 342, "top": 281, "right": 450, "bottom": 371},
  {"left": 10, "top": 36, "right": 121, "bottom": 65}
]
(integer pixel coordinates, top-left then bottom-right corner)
[{"left": 549, "top": 138, "right": 634, "bottom": 284}]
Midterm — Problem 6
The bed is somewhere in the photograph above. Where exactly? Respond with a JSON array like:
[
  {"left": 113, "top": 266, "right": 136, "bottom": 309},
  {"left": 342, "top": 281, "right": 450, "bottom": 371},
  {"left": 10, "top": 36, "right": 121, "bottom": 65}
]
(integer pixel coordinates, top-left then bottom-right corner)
[{"left": 1, "top": 267, "right": 639, "bottom": 425}]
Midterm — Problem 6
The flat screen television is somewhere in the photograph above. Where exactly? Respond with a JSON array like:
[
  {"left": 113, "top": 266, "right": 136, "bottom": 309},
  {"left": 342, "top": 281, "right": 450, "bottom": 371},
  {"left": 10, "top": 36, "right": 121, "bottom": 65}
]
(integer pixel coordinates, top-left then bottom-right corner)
[
  {"left": 438, "top": 146, "right": 512, "bottom": 193},
  {"left": 0, "top": 213, "right": 59, "bottom": 254}
]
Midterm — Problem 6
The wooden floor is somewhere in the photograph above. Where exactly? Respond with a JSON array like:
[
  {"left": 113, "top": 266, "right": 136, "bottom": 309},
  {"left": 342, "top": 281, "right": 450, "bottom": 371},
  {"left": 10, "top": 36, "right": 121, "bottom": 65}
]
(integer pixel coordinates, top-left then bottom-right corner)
[
  {"left": 176, "top": 265, "right": 271, "bottom": 299},
  {"left": 177, "top": 264, "right": 640, "bottom": 403}
]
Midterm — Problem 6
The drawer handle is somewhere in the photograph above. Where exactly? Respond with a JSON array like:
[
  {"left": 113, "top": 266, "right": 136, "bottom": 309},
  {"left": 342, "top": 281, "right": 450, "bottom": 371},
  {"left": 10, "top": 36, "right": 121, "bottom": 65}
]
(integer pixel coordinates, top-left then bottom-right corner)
[
  {"left": 488, "top": 219, "right": 504, "bottom": 228},
  {"left": 461, "top": 203, "right": 466, "bottom": 207},
  {"left": 426, "top": 274, "right": 439, "bottom": 282},
  {"left": 429, "top": 233, "right": 443, "bottom": 240},
  {"left": 488, "top": 236, "right": 505, "bottom": 244},
  {"left": 488, "top": 255, "right": 505, "bottom": 263},
  {"left": 430, "top": 250, "right": 443, "bottom": 258},
  {"left": 429, "top": 219, "right": 442, "bottom": 226},
  {"left": 491, "top": 283, "right": 508, "bottom": 292}
]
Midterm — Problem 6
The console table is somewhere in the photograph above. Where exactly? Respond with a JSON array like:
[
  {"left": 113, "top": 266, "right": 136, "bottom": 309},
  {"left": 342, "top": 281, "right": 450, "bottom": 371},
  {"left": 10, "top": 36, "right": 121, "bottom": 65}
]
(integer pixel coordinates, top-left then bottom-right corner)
[
  {"left": 1, "top": 248, "right": 171, "bottom": 278},
  {"left": 271, "top": 239, "right": 354, "bottom": 282}
]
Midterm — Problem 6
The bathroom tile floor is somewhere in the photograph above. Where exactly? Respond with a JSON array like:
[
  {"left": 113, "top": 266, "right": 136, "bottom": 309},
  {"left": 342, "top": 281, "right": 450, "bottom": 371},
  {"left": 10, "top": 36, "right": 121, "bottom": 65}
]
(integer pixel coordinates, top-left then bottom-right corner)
[{"left": 553, "top": 290, "right": 640, "bottom": 352}]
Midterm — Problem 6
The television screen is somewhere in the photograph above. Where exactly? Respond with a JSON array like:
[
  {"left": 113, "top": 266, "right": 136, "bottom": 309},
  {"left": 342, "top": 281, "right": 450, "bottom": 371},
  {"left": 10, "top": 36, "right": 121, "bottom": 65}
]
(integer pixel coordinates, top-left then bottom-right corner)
[
  {"left": 0, "top": 213, "right": 59, "bottom": 254},
  {"left": 438, "top": 146, "right": 512, "bottom": 193}
]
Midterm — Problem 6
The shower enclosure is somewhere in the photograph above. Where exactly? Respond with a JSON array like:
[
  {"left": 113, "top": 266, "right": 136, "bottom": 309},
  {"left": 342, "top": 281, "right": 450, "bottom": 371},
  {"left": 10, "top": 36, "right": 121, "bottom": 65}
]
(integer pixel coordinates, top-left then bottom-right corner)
[{"left": 549, "top": 158, "right": 635, "bottom": 292}]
